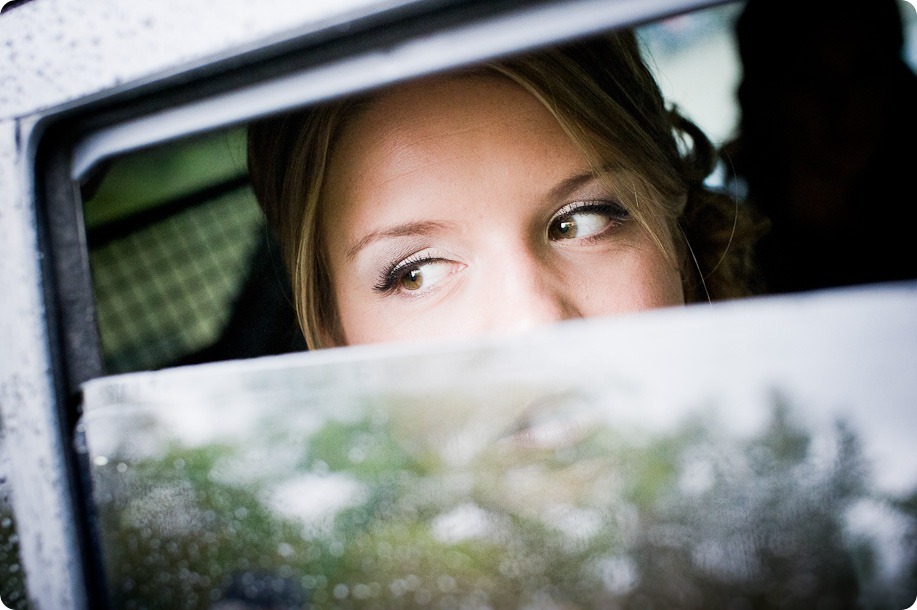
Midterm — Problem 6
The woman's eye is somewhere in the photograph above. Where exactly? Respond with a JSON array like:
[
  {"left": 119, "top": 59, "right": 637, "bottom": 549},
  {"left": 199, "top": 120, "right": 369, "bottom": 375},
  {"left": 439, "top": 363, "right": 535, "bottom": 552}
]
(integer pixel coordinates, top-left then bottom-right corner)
[
  {"left": 548, "top": 203, "right": 627, "bottom": 241},
  {"left": 400, "top": 260, "right": 456, "bottom": 291},
  {"left": 376, "top": 258, "right": 460, "bottom": 295}
]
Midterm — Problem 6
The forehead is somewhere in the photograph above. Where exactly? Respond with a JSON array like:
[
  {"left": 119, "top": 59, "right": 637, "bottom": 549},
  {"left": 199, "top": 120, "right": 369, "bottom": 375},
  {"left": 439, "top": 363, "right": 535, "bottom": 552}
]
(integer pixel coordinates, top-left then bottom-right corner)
[
  {"left": 320, "top": 73, "right": 591, "bottom": 223},
  {"left": 334, "top": 72, "right": 564, "bottom": 162}
]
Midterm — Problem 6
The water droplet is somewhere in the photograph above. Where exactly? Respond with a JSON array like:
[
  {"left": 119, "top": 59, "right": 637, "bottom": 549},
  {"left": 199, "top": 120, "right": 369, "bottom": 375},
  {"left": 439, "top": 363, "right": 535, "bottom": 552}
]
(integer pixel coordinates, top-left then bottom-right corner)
[
  {"left": 73, "top": 421, "right": 88, "bottom": 453},
  {"left": 348, "top": 446, "right": 366, "bottom": 463},
  {"left": 353, "top": 583, "right": 372, "bottom": 599}
]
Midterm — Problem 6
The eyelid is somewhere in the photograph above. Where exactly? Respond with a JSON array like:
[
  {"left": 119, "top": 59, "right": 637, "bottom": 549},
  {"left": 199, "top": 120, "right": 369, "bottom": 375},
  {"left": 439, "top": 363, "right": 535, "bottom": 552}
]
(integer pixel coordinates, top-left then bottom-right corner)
[
  {"left": 374, "top": 251, "right": 428, "bottom": 293},
  {"left": 550, "top": 198, "right": 627, "bottom": 222},
  {"left": 547, "top": 199, "right": 630, "bottom": 243},
  {"left": 390, "top": 252, "right": 433, "bottom": 281}
]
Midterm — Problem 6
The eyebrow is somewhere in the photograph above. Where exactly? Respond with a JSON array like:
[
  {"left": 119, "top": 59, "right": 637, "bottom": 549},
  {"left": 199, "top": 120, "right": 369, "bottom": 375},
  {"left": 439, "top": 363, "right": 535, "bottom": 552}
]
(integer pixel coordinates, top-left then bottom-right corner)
[
  {"left": 346, "top": 220, "right": 456, "bottom": 261},
  {"left": 547, "top": 170, "right": 602, "bottom": 202}
]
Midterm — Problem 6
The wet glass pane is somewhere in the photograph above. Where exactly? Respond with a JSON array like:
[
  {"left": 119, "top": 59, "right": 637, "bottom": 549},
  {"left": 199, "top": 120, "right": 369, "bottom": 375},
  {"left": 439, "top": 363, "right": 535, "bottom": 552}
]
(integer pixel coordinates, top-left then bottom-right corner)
[
  {"left": 0, "top": 414, "right": 30, "bottom": 610},
  {"left": 80, "top": 286, "right": 917, "bottom": 609}
]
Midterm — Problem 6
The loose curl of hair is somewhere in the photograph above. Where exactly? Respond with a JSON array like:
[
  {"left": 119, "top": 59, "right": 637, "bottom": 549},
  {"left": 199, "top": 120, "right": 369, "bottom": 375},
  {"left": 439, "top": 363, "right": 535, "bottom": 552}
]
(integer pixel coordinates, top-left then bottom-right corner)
[{"left": 249, "top": 30, "right": 763, "bottom": 349}]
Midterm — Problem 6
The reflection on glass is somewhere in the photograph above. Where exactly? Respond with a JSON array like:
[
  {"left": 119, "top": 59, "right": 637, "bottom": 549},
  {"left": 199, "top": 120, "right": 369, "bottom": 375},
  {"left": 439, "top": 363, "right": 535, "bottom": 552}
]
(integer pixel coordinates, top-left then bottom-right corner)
[{"left": 82, "top": 286, "right": 917, "bottom": 609}]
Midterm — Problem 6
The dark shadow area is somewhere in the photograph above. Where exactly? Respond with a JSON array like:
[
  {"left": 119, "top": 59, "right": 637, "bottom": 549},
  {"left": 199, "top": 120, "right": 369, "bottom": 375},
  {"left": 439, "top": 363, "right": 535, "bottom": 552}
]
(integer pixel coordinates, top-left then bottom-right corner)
[{"left": 722, "top": 0, "right": 917, "bottom": 294}]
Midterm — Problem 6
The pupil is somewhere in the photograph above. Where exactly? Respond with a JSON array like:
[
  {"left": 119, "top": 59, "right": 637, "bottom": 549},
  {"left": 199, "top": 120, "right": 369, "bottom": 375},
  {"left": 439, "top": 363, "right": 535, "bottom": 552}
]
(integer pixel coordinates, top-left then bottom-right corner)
[
  {"left": 559, "top": 218, "right": 576, "bottom": 236},
  {"left": 403, "top": 268, "right": 423, "bottom": 290}
]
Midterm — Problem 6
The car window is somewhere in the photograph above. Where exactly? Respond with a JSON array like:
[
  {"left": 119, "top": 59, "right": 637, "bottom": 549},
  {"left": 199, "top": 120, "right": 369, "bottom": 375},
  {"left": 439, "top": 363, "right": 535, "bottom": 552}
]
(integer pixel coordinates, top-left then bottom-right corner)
[{"left": 80, "top": 285, "right": 917, "bottom": 609}]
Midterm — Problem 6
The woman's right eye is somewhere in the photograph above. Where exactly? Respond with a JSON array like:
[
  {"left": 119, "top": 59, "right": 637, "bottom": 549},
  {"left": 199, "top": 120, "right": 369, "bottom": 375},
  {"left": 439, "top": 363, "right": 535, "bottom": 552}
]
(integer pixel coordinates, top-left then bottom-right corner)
[{"left": 375, "top": 258, "right": 461, "bottom": 295}]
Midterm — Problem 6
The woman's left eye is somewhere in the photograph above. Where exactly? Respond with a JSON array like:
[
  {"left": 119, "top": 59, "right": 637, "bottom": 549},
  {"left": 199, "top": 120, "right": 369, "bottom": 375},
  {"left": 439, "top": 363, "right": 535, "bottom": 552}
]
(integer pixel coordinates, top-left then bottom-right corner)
[{"left": 548, "top": 202, "right": 628, "bottom": 241}]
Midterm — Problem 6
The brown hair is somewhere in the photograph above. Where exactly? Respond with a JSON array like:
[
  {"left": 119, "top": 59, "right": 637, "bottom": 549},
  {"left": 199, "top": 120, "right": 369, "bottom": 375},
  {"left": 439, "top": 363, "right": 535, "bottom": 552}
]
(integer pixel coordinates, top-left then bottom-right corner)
[{"left": 249, "top": 30, "right": 763, "bottom": 349}]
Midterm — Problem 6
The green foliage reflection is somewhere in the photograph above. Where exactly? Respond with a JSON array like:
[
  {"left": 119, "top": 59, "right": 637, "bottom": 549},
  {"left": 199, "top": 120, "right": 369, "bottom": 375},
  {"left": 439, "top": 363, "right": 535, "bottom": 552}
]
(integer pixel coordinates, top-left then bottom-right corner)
[{"left": 92, "top": 395, "right": 917, "bottom": 609}]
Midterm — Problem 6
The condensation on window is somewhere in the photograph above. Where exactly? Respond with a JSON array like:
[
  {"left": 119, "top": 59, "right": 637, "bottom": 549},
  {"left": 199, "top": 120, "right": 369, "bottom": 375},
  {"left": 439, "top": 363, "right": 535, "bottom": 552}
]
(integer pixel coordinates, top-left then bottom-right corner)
[
  {"left": 79, "top": 286, "right": 917, "bottom": 609},
  {"left": 0, "top": 413, "right": 30, "bottom": 610},
  {"left": 0, "top": 0, "right": 401, "bottom": 120}
]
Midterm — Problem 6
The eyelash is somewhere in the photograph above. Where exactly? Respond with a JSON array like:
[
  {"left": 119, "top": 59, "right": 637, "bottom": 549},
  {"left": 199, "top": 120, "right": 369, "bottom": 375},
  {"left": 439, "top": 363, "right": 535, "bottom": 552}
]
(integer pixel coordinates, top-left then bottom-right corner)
[{"left": 373, "top": 252, "right": 443, "bottom": 295}]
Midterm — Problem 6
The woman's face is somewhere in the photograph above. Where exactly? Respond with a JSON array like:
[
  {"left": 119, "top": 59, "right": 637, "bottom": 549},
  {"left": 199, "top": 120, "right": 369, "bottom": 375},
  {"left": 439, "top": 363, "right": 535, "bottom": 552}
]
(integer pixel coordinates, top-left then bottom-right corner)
[{"left": 320, "top": 75, "right": 684, "bottom": 346}]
